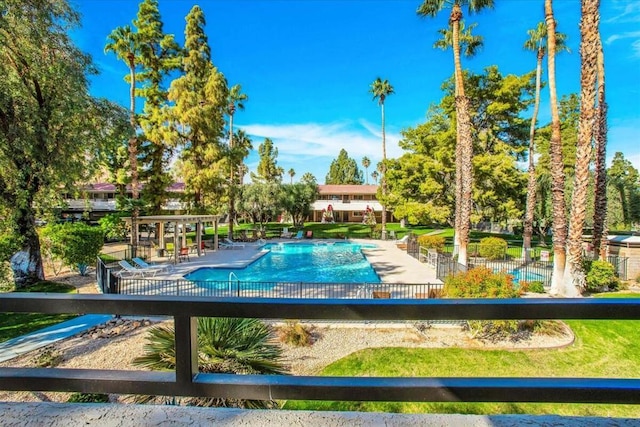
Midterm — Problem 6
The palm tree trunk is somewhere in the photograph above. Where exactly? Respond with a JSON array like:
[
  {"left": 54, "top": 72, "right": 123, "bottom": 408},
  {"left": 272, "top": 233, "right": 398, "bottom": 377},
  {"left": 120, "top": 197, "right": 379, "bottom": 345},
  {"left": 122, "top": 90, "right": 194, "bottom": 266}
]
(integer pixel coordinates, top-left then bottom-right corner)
[
  {"left": 128, "top": 57, "right": 139, "bottom": 252},
  {"left": 523, "top": 52, "right": 544, "bottom": 262},
  {"left": 381, "top": 101, "right": 387, "bottom": 239},
  {"left": 228, "top": 112, "right": 235, "bottom": 240},
  {"left": 451, "top": 4, "right": 472, "bottom": 266},
  {"left": 545, "top": 0, "right": 567, "bottom": 295},
  {"left": 592, "top": 37, "right": 608, "bottom": 260},
  {"left": 562, "top": 0, "right": 600, "bottom": 296}
]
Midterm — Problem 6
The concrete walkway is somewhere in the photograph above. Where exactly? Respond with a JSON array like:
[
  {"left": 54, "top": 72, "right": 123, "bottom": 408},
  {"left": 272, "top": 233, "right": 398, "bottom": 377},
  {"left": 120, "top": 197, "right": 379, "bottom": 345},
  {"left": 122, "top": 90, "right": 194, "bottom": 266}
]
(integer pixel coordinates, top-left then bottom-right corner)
[{"left": 0, "top": 314, "right": 113, "bottom": 363}]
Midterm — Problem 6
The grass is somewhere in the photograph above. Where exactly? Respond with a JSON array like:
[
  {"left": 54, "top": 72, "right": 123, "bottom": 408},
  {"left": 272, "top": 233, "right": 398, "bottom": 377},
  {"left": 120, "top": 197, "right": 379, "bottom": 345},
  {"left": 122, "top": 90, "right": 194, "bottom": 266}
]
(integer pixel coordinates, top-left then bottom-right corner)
[
  {"left": 283, "top": 293, "right": 640, "bottom": 417},
  {"left": 0, "top": 281, "right": 78, "bottom": 344}
]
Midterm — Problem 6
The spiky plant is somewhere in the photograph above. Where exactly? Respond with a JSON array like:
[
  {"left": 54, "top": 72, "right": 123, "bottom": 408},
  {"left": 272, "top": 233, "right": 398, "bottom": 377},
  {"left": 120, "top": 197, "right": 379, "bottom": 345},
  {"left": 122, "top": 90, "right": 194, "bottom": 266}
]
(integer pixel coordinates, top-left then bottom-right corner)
[{"left": 132, "top": 317, "right": 287, "bottom": 408}]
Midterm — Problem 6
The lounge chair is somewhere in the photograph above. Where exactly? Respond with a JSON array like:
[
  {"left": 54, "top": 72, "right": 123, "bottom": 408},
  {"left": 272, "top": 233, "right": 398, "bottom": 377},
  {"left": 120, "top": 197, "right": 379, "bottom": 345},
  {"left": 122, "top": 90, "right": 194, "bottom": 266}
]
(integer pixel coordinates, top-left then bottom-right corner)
[
  {"left": 305, "top": 230, "right": 313, "bottom": 239},
  {"left": 116, "top": 260, "right": 158, "bottom": 278},
  {"left": 281, "top": 227, "right": 292, "bottom": 238},
  {"left": 132, "top": 257, "right": 174, "bottom": 273},
  {"left": 395, "top": 235, "right": 409, "bottom": 250},
  {"left": 222, "top": 238, "right": 245, "bottom": 249},
  {"left": 293, "top": 230, "right": 304, "bottom": 240}
]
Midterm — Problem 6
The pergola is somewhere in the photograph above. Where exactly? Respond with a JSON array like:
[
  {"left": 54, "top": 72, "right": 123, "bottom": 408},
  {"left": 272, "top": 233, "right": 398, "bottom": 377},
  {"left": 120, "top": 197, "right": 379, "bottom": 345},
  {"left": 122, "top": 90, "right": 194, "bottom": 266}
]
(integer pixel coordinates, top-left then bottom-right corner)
[{"left": 120, "top": 214, "right": 220, "bottom": 264}]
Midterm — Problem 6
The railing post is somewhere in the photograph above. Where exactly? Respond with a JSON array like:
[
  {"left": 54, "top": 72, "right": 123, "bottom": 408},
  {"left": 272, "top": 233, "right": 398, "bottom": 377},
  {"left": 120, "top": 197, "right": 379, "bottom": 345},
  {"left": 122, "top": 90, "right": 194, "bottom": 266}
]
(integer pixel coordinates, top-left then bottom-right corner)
[{"left": 174, "top": 315, "right": 198, "bottom": 387}]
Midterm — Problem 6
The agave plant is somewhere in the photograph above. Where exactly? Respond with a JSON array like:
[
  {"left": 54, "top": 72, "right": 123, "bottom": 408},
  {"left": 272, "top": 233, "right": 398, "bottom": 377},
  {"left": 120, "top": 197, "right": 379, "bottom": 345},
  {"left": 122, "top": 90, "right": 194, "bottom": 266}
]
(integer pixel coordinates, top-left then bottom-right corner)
[{"left": 132, "top": 317, "right": 287, "bottom": 408}]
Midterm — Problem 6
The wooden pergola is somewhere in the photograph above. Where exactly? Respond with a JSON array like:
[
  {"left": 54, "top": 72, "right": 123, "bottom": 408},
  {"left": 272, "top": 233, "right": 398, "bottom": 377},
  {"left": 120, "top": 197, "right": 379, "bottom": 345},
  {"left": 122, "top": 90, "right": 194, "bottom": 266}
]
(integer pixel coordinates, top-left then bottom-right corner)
[{"left": 120, "top": 214, "right": 220, "bottom": 264}]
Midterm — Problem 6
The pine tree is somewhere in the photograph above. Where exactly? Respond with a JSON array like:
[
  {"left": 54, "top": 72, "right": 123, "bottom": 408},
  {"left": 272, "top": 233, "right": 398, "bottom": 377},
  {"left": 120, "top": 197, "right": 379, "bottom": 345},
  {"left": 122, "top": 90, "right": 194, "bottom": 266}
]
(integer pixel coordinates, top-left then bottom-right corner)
[{"left": 325, "top": 149, "right": 364, "bottom": 185}]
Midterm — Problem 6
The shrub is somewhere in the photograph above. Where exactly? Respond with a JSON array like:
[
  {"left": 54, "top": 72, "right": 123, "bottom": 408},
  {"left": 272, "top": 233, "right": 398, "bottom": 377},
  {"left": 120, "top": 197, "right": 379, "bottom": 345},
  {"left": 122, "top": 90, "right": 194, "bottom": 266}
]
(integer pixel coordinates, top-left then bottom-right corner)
[
  {"left": 98, "top": 213, "right": 128, "bottom": 241},
  {"left": 40, "top": 223, "right": 105, "bottom": 275},
  {"left": 279, "top": 321, "right": 313, "bottom": 347},
  {"left": 478, "top": 237, "right": 507, "bottom": 260},
  {"left": 33, "top": 346, "right": 63, "bottom": 367},
  {"left": 585, "top": 260, "right": 620, "bottom": 292},
  {"left": 444, "top": 267, "right": 520, "bottom": 299},
  {"left": 67, "top": 393, "right": 110, "bottom": 403},
  {"left": 417, "top": 235, "right": 445, "bottom": 252},
  {"left": 520, "top": 281, "right": 545, "bottom": 294}
]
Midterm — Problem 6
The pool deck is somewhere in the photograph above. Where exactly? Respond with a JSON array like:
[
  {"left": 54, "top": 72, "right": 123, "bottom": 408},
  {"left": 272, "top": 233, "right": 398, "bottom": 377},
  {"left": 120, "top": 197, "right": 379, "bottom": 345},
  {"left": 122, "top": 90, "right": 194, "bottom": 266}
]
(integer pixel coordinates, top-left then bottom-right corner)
[{"left": 142, "top": 238, "right": 440, "bottom": 284}]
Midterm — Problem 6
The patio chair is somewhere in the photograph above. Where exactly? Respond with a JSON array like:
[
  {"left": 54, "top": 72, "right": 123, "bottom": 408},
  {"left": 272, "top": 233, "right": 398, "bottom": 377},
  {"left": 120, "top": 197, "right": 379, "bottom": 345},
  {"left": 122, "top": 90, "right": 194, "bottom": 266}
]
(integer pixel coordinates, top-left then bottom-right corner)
[
  {"left": 305, "top": 230, "right": 313, "bottom": 239},
  {"left": 132, "top": 257, "right": 174, "bottom": 273},
  {"left": 116, "top": 260, "right": 157, "bottom": 278},
  {"left": 223, "top": 238, "right": 245, "bottom": 249},
  {"left": 372, "top": 291, "right": 391, "bottom": 299},
  {"left": 395, "top": 235, "right": 409, "bottom": 250},
  {"left": 294, "top": 230, "right": 304, "bottom": 240},
  {"left": 178, "top": 247, "right": 190, "bottom": 262},
  {"left": 165, "top": 242, "right": 175, "bottom": 257}
]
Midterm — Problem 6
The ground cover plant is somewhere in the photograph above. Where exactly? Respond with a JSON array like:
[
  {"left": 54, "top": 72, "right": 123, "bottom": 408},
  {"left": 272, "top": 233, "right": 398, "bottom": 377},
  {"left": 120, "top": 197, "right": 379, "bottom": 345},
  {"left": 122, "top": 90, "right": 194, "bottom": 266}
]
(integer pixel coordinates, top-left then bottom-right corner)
[
  {"left": 283, "top": 294, "right": 640, "bottom": 417},
  {"left": 0, "top": 281, "right": 77, "bottom": 343}
]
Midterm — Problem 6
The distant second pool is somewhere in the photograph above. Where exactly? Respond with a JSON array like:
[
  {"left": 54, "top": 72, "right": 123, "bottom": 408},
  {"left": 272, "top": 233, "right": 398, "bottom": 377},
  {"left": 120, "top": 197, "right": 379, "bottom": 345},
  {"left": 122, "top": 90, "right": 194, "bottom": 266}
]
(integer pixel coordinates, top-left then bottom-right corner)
[{"left": 184, "top": 241, "right": 381, "bottom": 284}]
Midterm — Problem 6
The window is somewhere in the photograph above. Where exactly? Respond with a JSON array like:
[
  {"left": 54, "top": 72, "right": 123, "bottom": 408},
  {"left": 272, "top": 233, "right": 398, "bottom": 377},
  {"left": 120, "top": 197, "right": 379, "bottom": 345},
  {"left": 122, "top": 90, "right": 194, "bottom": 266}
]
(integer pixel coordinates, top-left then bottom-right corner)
[{"left": 353, "top": 211, "right": 363, "bottom": 217}]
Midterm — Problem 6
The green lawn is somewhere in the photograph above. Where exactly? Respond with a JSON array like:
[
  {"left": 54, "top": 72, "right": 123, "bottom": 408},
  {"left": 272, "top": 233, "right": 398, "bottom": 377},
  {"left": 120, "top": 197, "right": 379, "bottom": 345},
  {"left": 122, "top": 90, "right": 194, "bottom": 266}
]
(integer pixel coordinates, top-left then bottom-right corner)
[
  {"left": 0, "top": 281, "right": 77, "bottom": 343},
  {"left": 283, "top": 293, "right": 640, "bottom": 417}
]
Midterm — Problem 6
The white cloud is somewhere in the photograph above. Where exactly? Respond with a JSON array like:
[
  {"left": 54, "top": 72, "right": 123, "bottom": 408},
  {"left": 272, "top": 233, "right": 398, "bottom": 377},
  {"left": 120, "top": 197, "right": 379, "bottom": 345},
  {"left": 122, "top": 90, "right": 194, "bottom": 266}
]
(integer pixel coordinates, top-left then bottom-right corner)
[
  {"left": 605, "top": 1, "right": 640, "bottom": 23},
  {"left": 605, "top": 30, "right": 640, "bottom": 45}
]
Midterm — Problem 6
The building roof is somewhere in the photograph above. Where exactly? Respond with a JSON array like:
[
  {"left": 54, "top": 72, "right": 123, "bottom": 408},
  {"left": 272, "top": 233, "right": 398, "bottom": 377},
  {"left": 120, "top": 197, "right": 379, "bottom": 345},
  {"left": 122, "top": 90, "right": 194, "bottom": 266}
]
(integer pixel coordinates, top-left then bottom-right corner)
[
  {"left": 607, "top": 235, "right": 640, "bottom": 247},
  {"left": 80, "top": 182, "right": 186, "bottom": 192},
  {"left": 318, "top": 184, "right": 379, "bottom": 195}
]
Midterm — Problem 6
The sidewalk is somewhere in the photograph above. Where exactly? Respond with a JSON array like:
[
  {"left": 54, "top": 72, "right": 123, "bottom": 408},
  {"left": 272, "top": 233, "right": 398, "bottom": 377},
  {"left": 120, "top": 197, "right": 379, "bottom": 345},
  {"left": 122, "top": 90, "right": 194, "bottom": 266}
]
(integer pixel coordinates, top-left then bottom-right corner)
[{"left": 0, "top": 314, "right": 113, "bottom": 363}]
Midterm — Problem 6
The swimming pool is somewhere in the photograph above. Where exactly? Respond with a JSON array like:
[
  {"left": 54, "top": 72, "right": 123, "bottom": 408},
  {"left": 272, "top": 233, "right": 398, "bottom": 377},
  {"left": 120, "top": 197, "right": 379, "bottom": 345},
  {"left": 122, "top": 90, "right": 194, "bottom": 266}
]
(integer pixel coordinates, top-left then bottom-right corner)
[
  {"left": 184, "top": 241, "right": 381, "bottom": 286},
  {"left": 509, "top": 269, "right": 546, "bottom": 284}
]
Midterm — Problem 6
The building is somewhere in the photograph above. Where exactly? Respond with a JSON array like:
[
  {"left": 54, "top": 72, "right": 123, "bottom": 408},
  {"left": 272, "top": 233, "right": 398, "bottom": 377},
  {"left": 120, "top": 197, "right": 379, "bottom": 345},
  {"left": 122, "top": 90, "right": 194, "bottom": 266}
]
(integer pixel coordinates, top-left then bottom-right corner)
[{"left": 60, "top": 183, "right": 391, "bottom": 224}]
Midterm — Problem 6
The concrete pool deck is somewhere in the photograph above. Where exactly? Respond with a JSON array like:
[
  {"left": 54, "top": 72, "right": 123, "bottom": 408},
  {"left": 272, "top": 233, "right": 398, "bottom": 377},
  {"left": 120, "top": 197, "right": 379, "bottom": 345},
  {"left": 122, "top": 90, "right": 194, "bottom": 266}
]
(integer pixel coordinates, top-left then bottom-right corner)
[{"left": 142, "top": 238, "right": 441, "bottom": 285}]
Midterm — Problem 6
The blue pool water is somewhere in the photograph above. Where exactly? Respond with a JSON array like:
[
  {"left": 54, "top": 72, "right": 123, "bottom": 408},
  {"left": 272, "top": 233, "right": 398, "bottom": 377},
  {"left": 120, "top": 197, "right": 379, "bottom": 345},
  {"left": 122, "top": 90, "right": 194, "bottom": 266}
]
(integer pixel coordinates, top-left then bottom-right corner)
[
  {"left": 184, "top": 242, "right": 381, "bottom": 286},
  {"left": 509, "top": 269, "right": 546, "bottom": 284}
]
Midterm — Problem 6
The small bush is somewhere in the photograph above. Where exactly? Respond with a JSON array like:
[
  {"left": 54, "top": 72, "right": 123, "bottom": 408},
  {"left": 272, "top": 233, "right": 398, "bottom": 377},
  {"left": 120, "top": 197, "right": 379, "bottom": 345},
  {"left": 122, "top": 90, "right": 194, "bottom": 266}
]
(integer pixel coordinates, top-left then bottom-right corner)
[
  {"left": 444, "top": 267, "right": 520, "bottom": 298},
  {"left": 520, "top": 281, "right": 545, "bottom": 294},
  {"left": 279, "top": 321, "right": 313, "bottom": 347},
  {"left": 585, "top": 260, "right": 620, "bottom": 292},
  {"left": 417, "top": 235, "right": 445, "bottom": 252},
  {"left": 67, "top": 393, "right": 110, "bottom": 403},
  {"left": 478, "top": 237, "right": 507, "bottom": 260}
]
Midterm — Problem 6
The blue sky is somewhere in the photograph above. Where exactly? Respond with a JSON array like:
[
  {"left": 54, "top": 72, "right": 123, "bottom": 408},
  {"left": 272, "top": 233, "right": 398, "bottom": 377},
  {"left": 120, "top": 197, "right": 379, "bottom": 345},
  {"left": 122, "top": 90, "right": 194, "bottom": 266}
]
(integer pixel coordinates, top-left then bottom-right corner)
[{"left": 72, "top": 0, "right": 640, "bottom": 183}]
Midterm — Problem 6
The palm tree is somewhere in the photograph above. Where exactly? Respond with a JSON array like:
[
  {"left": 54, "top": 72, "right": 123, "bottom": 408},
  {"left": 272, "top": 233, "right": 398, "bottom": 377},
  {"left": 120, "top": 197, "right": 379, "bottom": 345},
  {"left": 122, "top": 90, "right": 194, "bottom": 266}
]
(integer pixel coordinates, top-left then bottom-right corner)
[
  {"left": 369, "top": 77, "right": 394, "bottom": 240},
  {"left": 105, "top": 25, "right": 141, "bottom": 250},
  {"left": 132, "top": 317, "right": 286, "bottom": 408},
  {"left": 362, "top": 157, "right": 371, "bottom": 184},
  {"left": 417, "top": 0, "right": 494, "bottom": 266},
  {"left": 227, "top": 84, "right": 248, "bottom": 239},
  {"left": 562, "top": 0, "right": 601, "bottom": 296},
  {"left": 371, "top": 170, "right": 379, "bottom": 184},
  {"left": 522, "top": 22, "right": 569, "bottom": 262},
  {"left": 288, "top": 168, "right": 295, "bottom": 184},
  {"left": 545, "top": 0, "right": 568, "bottom": 295},
  {"left": 433, "top": 19, "right": 483, "bottom": 260},
  {"left": 592, "top": 34, "right": 607, "bottom": 260}
]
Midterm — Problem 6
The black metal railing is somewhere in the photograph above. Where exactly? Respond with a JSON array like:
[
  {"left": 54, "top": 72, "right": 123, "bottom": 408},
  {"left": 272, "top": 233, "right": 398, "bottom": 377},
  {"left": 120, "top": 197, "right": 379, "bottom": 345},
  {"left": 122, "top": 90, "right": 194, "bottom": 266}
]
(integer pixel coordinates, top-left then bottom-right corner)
[{"left": 1, "top": 294, "right": 640, "bottom": 404}]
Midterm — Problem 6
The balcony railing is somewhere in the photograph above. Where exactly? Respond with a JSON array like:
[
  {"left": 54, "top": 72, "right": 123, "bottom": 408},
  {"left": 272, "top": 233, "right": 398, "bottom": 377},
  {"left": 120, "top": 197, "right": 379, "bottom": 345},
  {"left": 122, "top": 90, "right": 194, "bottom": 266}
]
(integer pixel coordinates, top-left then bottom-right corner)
[{"left": 1, "top": 293, "right": 640, "bottom": 404}]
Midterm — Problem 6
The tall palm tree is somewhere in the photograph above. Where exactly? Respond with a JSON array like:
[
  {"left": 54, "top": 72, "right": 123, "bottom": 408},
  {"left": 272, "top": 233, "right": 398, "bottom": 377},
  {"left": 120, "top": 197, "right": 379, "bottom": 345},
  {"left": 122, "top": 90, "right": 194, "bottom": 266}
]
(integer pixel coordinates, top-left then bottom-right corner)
[
  {"left": 369, "top": 77, "right": 394, "bottom": 240},
  {"left": 522, "top": 22, "right": 568, "bottom": 262},
  {"left": 227, "top": 84, "right": 248, "bottom": 239},
  {"left": 417, "top": 0, "right": 494, "bottom": 266},
  {"left": 433, "top": 20, "right": 483, "bottom": 260},
  {"left": 562, "top": 0, "right": 601, "bottom": 296},
  {"left": 592, "top": 34, "right": 608, "bottom": 260},
  {"left": 362, "top": 157, "right": 371, "bottom": 184},
  {"left": 105, "top": 25, "right": 141, "bottom": 250},
  {"left": 132, "top": 317, "right": 286, "bottom": 408},
  {"left": 288, "top": 168, "right": 295, "bottom": 184},
  {"left": 545, "top": 0, "right": 568, "bottom": 295},
  {"left": 371, "top": 170, "right": 379, "bottom": 184}
]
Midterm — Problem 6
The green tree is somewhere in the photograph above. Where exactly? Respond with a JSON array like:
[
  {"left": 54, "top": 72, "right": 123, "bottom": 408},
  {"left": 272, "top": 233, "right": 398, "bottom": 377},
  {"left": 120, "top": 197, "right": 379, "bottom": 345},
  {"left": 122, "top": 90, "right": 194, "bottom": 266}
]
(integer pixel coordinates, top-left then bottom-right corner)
[
  {"left": 417, "top": 0, "right": 494, "bottom": 266},
  {"left": 105, "top": 24, "right": 142, "bottom": 249},
  {"left": 0, "top": 0, "right": 112, "bottom": 287},
  {"left": 133, "top": 0, "right": 181, "bottom": 214},
  {"left": 239, "top": 182, "right": 283, "bottom": 228},
  {"left": 522, "top": 22, "right": 569, "bottom": 261},
  {"left": 132, "top": 317, "right": 286, "bottom": 408},
  {"left": 300, "top": 172, "right": 317, "bottom": 186},
  {"left": 361, "top": 157, "right": 371, "bottom": 184},
  {"left": 608, "top": 152, "right": 640, "bottom": 228},
  {"left": 226, "top": 84, "right": 248, "bottom": 238},
  {"left": 281, "top": 182, "right": 319, "bottom": 227},
  {"left": 369, "top": 77, "right": 394, "bottom": 239},
  {"left": 288, "top": 168, "right": 296, "bottom": 184},
  {"left": 325, "top": 149, "right": 364, "bottom": 185},
  {"left": 168, "top": 5, "right": 228, "bottom": 214},
  {"left": 371, "top": 170, "right": 379, "bottom": 184},
  {"left": 251, "top": 138, "right": 284, "bottom": 183},
  {"left": 39, "top": 223, "right": 105, "bottom": 276}
]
